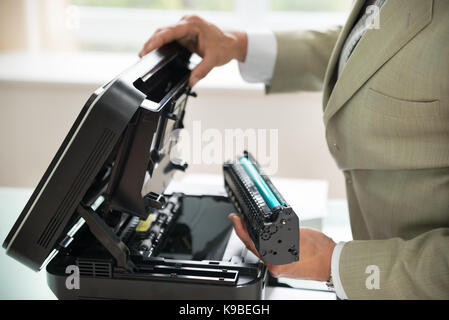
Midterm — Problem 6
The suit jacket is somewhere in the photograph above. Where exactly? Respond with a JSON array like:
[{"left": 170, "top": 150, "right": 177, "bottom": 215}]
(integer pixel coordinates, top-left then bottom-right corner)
[{"left": 267, "top": 0, "right": 449, "bottom": 299}]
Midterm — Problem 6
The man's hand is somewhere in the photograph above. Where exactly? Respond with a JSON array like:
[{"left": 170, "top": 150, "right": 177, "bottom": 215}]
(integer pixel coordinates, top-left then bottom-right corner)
[
  {"left": 139, "top": 15, "right": 247, "bottom": 87},
  {"left": 229, "top": 213, "right": 336, "bottom": 281}
]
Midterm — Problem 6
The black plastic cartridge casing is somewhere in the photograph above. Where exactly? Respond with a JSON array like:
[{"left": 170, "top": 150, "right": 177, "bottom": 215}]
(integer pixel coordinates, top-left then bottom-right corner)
[{"left": 223, "top": 152, "right": 300, "bottom": 265}]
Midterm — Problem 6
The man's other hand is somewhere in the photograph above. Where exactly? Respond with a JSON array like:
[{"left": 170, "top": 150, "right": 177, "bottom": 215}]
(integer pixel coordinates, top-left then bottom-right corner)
[
  {"left": 229, "top": 213, "right": 336, "bottom": 282},
  {"left": 139, "top": 15, "right": 247, "bottom": 87}
]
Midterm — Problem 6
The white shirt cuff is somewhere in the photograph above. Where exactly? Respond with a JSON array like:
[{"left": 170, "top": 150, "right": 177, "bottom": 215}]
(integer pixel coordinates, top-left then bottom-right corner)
[
  {"left": 238, "top": 30, "right": 277, "bottom": 85},
  {"left": 331, "top": 241, "right": 348, "bottom": 299}
]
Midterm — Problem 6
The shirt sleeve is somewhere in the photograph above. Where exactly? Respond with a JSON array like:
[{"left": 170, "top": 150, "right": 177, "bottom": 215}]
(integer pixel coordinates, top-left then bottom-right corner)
[
  {"left": 238, "top": 30, "right": 277, "bottom": 85},
  {"left": 331, "top": 241, "right": 348, "bottom": 299}
]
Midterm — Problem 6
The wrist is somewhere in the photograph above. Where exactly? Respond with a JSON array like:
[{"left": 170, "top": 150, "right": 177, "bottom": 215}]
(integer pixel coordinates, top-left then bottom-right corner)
[
  {"left": 323, "top": 240, "right": 337, "bottom": 281},
  {"left": 227, "top": 30, "right": 248, "bottom": 62}
]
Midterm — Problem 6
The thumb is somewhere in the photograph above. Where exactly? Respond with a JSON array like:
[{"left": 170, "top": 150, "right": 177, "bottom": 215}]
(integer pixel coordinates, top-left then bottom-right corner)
[
  {"left": 189, "top": 57, "right": 214, "bottom": 87},
  {"left": 228, "top": 214, "right": 260, "bottom": 258}
]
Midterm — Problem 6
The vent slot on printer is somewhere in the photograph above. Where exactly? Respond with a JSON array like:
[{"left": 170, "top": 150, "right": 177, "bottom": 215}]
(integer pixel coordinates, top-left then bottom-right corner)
[
  {"left": 77, "top": 259, "right": 112, "bottom": 278},
  {"left": 37, "top": 129, "right": 115, "bottom": 249}
]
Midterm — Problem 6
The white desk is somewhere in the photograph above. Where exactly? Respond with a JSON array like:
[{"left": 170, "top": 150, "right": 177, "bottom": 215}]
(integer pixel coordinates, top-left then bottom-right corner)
[{"left": 0, "top": 186, "right": 351, "bottom": 300}]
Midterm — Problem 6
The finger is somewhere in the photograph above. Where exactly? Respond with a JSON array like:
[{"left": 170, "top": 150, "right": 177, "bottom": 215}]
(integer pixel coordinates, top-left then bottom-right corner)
[
  {"left": 189, "top": 57, "right": 215, "bottom": 87},
  {"left": 228, "top": 214, "right": 260, "bottom": 258},
  {"left": 139, "top": 28, "right": 163, "bottom": 57},
  {"left": 140, "top": 22, "right": 197, "bottom": 57},
  {"left": 177, "top": 36, "right": 198, "bottom": 53},
  {"left": 139, "top": 30, "right": 168, "bottom": 57},
  {"left": 228, "top": 214, "right": 251, "bottom": 244}
]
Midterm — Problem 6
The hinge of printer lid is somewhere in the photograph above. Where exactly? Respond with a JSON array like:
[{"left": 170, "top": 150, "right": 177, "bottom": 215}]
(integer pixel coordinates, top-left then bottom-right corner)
[{"left": 77, "top": 203, "right": 135, "bottom": 272}]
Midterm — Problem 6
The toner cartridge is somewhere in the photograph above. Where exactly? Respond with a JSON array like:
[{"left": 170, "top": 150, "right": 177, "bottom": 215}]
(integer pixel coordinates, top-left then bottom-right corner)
[{"left": 223, "top": 152, "right": 300, "bottom": 265}]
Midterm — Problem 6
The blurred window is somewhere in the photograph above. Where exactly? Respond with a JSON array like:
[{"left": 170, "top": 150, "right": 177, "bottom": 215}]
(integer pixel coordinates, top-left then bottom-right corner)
[
  {"left": 271, "top": 0, "right": 352, "bottom": 11},
  {"left": 70, "top": 0, "right": 352, "bottom": 11},
  {"left": 67, "top": 0, "right": 353, "bottom": 52},
  {"left": 70, "top": 0, "right": 234, "bottom": 10}
]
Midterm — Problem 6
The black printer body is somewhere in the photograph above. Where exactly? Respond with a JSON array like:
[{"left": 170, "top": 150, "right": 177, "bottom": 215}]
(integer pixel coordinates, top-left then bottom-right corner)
[{"left": 3, "top": 44, "right": 266, "bottom": 300}]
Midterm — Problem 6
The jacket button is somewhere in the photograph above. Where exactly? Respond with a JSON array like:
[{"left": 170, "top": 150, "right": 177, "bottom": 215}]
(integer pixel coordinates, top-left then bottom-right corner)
[
  {"left": 333, "top": 143, "right": 339, "bottom": 151},
  {"left": 344, "top": 172, "right": 352, "bottom": 184}
]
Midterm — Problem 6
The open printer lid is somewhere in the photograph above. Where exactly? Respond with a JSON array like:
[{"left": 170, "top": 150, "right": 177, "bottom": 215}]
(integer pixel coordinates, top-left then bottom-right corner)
[{"left": 3, "top": 43, "right": 194, "bottom": 271}]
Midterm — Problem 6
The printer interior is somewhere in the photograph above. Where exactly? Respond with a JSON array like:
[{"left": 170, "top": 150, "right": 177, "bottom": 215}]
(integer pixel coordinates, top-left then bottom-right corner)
[{"left": 65, "top": 194, "right": 236, "bottom": 265}]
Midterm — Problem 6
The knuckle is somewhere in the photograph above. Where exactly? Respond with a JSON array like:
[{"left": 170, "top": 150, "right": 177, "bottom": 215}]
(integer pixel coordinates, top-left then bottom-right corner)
[
  {"left": 163, "top": 26, "right": 174, "bottom": 36},
  {"left": 205, "top": 55, "right": 219, "bottom": 68},
  {"left": 181, "top": 14, "right": 193, "bottom": 21},
  {"left": 185, "top": 15, "right": 204, "bottom": 27},
  {"left": 151, "top": 37, "right": 163, "bottom": 48},
  {"left": 186, "top": 14, "right": 201, "bottom": 22}
]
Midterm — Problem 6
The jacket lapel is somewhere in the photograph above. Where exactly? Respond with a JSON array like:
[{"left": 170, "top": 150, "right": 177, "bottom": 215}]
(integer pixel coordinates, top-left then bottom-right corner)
[{"left": 323, "top": 0, "right": 433, "bottom": 126}]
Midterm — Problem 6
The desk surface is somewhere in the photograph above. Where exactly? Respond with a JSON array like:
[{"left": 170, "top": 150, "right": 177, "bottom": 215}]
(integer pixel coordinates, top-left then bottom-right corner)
[{"left": 0, "top": 187, "right": 351, "bottom": 300}]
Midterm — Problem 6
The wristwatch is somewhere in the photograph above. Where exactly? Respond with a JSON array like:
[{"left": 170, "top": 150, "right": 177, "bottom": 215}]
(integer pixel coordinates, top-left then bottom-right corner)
[{"left": 326, "top": 275, "right": 335, "bottom": 291}]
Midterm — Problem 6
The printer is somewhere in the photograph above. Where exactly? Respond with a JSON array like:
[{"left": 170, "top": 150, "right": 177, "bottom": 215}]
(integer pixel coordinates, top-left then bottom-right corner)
[{"left": 3, "top": 43, "right": 299, "bottom": 300}]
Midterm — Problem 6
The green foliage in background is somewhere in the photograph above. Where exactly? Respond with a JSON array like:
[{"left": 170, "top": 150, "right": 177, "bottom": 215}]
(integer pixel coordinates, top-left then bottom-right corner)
[
  {"left": 271, "top": 0, "right": 352, "bottom": 12},
  {"left": 70, "top": 0, "right": 233, "bottom": 10},
  {"left": 71, "top": 0, "right": 353, "bottom": 12}
]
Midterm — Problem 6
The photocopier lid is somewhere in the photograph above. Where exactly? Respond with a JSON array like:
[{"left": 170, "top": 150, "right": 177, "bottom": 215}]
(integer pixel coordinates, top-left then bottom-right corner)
[{"left": 3, "top": 43, "right": 194, "bottom": 271}]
